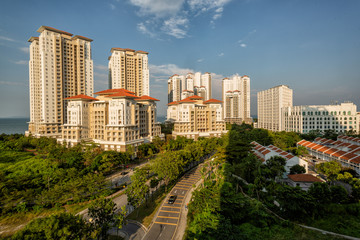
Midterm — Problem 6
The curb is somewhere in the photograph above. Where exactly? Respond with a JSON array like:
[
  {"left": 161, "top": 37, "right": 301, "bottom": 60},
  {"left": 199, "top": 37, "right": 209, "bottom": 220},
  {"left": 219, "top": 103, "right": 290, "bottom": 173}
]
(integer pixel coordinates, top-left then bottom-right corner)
[{"left": 127, "top": 219, "right": 148, "bottom": 232}]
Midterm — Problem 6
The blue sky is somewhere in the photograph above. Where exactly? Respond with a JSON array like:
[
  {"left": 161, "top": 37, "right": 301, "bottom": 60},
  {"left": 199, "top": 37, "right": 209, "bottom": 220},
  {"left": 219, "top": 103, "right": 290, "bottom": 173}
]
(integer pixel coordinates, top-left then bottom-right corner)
[{"left": 0, "top": 0, "right": 360, "bottom": 118}]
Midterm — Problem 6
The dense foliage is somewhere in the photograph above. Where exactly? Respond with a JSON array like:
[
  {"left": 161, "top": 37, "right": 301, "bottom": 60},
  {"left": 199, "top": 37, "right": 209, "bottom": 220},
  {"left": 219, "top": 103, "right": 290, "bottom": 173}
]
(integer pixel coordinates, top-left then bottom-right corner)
[
  {"left": 186, "top": 124, "right": 360, "bottom": 239},
  {"left": 0, "top": 135, "right": 133, "bottom": 216}
]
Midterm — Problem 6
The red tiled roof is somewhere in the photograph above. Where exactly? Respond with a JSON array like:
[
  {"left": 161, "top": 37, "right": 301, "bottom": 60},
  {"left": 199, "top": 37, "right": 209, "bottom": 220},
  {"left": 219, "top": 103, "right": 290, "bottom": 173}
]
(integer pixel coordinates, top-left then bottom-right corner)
[
  {"left": 288, "top": 174, "right": 323, "bottom": 183},
  {"left": 94, "top": 89, "right": 135, "bottom": 95},
  {"left": 72, "top": 35, "right": 93, "bottom": 42},
  {"left": 243, "top": 75, "right": 249, "bottom": 77},
  {"left": 203, "top": 99, "right": 222, "bottom": 104},
  {"left": 111, "top": 48, "right": 135, "bottom": 52},
  {"left": 107, "top": 89, "right": 138, "bottom": 98},
  {"left": 350, "top": 156, "right": 360, "bottom": 164},
  {"left": 168, "top": 101, "right": 179, "bottom": 105},
  {"left": 189, "top": 95, "right": 203, "bottom": 99},
  {"left": 136, "top": 50, "right": 148, "bottom": 54},
  {"left": 65, "top": 94, "right": 98, "bottom": 101},
  {"left": 262, "top": 149, "right": 271, "bottom": 155},
  {"left": 226, "top": 91, "right": 233, "bottom": 93},
  {"left": 135, "top": 95, "right": 159, "bottom": 101},
  {"left": 178, "top": 98, "right": 196, "bottom": 103},
  {"left": 37, "top": 26, "right": 73, "bottom": 36}
]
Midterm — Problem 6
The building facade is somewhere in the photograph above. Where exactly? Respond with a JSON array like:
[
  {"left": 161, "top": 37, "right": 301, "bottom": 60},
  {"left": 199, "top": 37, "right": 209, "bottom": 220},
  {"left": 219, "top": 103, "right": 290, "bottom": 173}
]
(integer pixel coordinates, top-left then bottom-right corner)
[
  {"left": 297, "top": 136, "right": 360, "bottom": 175},
  {"left": 222, "top": 75, "right": 251, "bottom": 124},
  {"left": 257, "top": 85, "right": 293, "bottom": 132},
  {"left": 108, "top": 48, "right": 149, "bottom": 96},
  {"left": 167, "top": 72, "right": 211, "bottom": 103},
  {"left": 58, "top": 89, "right": 162, "bottom": 152},
  {"left": 282, "top": 102, "right": 358, "bottom": 134},
  {"left": 167, "top": 96, "right": 227, "bottom": 140},
  {"left": 27, "top": 26, "right": 94, "bottom": 138}
]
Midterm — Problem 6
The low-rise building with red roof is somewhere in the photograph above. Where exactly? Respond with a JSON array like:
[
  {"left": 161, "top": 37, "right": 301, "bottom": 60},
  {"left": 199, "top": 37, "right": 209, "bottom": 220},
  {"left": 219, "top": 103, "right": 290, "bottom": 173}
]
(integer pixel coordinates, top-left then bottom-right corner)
[
  {"left": 58, "top": 89, "right": 163, "bottom": 152},
  {"left": 297, "top": 136, "right": 360, "bottom": 175},
  {"left": 287, "top": 174, "right": 324, "bottom": 191}
]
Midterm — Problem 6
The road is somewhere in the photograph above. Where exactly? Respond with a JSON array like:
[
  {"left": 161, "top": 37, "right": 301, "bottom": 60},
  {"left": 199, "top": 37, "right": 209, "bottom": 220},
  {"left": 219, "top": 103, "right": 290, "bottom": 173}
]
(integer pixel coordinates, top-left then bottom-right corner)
[{"left": 142, "top": 168, "right": 202, "bottom": 240}]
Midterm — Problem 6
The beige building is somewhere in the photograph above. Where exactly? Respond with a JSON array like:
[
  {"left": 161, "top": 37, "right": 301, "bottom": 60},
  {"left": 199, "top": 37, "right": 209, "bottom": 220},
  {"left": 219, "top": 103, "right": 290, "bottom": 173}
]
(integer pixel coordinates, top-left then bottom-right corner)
[
  {"left": 26, "top": 26, "right": 93, "bottom": 138},
  {"left": 222, "top": 75, "right": 251, "bottom": 124},
  {"left": 108, "top": 48, "right": 149, "bottom": 96},
  {"left": 168, "top": 96, "right": 227, "bottom": 140},
  {"left": 58, "top": 88, "right": 162, "bottom": 152},
  {"left": 167, "top": 72, "right": 211, "bottom": 103},
  {"left": 257, "top": 85, "right": 293, "bottom": 131}
]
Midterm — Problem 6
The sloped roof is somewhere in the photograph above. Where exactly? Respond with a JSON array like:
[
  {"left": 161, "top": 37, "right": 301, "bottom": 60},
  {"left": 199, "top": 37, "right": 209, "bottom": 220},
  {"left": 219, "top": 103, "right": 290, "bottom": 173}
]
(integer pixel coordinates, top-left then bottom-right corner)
[
  {"left": 288, "top": 174, "right": 323, "bottom": 183},
  {"left": 135, "top": 95, "right": 159, "bottom": 101},
  {"left": 203, "top": 99, "right": 222, "bottom": 104},
  {"left": 168, "top": 101, "right": 179, "bottom": 105},
  {"left": 94, "top": 88, "right": 135, "bottom": 95}
]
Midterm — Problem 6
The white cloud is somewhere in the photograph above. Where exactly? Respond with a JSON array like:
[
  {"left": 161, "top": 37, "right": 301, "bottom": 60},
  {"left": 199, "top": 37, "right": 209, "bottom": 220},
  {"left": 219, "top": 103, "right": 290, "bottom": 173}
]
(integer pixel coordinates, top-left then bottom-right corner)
[
  {"left": 0, "top": 81, "right": 26, "bottom": 86},
  {"left": 13, "top": 60, "right": 27, "bottom": 65},
  {"left": 218, "top": 52, "right": 224, "bottom": 57},
  {"left": 240, "top": 43, "right": 247, "bottom": 48},
  {"left": 129, "top": 0, "right": 185, "bottom": 17},
  {"left": 197, "top": 58, "right": 204, "bottom": 62},
  {"left": 94, "top": 64, "right": 108, "bottom": 71},
  {"left": 149, "top": 63, "right": 194, "bottom": 82},
  {"left": 137, "top": 22, "right": 157, "bottom": 38},
  {"left": 161, "top": 16, "right": 189, "bottom": 38},
  {"left": 237, "top": 29, "right": 256, "bottom": 47},
  {"left": 109, "top": 3, "right": 116, "bottom": 10},
  {"left": 19, "top": 47, "right": 29, "bottom": 53},
  {"left": 129, "top": 0, "right": 233, "bottom": 38},
  {"left": 0, "top": 36, "right": 16, "bottom": 42}
]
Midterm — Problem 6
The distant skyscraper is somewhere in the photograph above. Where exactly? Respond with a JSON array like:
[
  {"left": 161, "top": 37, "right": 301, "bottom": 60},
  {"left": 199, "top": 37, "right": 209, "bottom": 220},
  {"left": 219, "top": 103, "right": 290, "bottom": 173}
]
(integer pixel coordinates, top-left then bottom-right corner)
[
  {"left": 257, "top": 85, "right": 293, "bottom": 131},
  {"left": 108, "top": 48, "right": 149, "bottom": 96},
  {"left": 222, "top": 75, "right": 251, "bottom": 124},
  {"left": 167, "top": 72, "right": 212, "bottom": 103},
  {"left": 27, "top": 26, "right": 93, "bottom": 137}
]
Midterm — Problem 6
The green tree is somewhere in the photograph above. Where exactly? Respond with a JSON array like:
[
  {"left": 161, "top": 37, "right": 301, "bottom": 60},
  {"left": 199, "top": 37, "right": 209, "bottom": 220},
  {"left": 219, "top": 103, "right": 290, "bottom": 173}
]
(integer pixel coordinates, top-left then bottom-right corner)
[
  {"left": 88, "top": 198, "right": 117, "bottom": 239},
  {"left": 308, "top": 182, "right": 331, "bottom": 204},
  {"left": 290, "top": 164, "right": 306, "bottom": 174},
  {"left": 317, "top": 161, "right": 341, "bottom": 182},
  {"left": 330, "top": 185, "right": 348, "bottom": 203},
  {"left": 12, "top": 213, "right": 93, "bottom": 240},
  {"left": 125, "top": 168, "right": 149, "bottom": 213}
]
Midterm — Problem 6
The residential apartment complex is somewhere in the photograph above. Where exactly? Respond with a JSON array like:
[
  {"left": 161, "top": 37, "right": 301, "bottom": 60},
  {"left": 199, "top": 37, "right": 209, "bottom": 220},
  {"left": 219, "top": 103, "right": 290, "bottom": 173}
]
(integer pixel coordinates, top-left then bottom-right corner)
[
  {"left": 167, "top": 96, "right": 227, "bottom": 140},
  {"left": 257, "top": 85, "right": 293, "bottom": 132},
  {"left": 222, "top": 75, "right": 251, "bottom": 124},
  {"left": 58, "top": 89, "right": 161, "bottom": 152},
  {"left": 108, "top": 48, "right": 149, "bottom": 96},
  {"left": 282, "top": 102, "right": 358, "bottom": 134},
  {"left": 27, "top": 26, "right": 93, "bottom": 138},
  {"left": 297, "top": 136, "right": 360, "bottom": 175},
  {"left": 167, "top": 72, "right": 211, "bottom": 103}
]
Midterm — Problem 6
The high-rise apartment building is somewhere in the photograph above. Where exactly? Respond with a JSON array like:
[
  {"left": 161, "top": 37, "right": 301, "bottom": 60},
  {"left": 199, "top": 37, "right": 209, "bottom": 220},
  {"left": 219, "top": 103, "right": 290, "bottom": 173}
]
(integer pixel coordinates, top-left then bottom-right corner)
[
  {"left": 167, "top": 72, "right": 211, "bottom": 103},
  {"left": 108, "top": 48, "right": 149, "bottom": 96},
  {"left": 257, "top": 85, "right": 293, "bottom": 131},
  {"left": 27, "top": 26, "right": 93, "bottom": 138},
  {"left": 58, "top": 88, "right": 162, "bottom": 151},
  {"left": 222, "top": 75, "right": 251, "bottom": 124},
  {"left": 282, "top": 102, "right": 358, "bottom": 134},
  {"left": 168, "top": 96, "right": 227, "bottom": 139}
]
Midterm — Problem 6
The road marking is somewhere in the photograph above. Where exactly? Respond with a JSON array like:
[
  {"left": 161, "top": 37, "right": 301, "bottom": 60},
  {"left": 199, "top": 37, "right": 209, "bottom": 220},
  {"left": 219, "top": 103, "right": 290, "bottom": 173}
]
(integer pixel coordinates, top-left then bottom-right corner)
[
  {"left": 162, "top": 206, "right": 181, "bottom": 209},
  {"left": 174, "top": 190, "right": 177, "bottom": 193},
  {"left": 154, "top": 222, "right": 177, "bottom": 226},
  {"left": 174, "top": 187, "right": 188, "bottom": 190},
  {"left": 157, "top": 216, "right": 179, "bottom": 219},
  {"left": 180, "top": 180, "right": 193, "bottom": 183},
  {"left": 159, "top": 210, "right": 180, "bottom": 213},
  {"left": 176, "top": 184, "right": 190, "bottom": 187}
]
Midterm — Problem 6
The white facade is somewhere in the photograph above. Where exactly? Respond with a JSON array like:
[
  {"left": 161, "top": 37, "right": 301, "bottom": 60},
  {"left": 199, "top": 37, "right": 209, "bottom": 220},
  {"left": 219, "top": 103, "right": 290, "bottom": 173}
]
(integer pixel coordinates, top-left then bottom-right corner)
[
  {"left": 257, "top": 85, "right": 293, "bottom": 132},
  {"left": 282, "top": 102, "right": 358, "bottom": 134},
  {"left": 222, "top": 75, "right": 251, "bottom": 123},
  {"left": 108, "top": 48, "right": 149, "bottom": 96},
  {"left": 167, "top": 72, "right": 212, "bottom": 104}
]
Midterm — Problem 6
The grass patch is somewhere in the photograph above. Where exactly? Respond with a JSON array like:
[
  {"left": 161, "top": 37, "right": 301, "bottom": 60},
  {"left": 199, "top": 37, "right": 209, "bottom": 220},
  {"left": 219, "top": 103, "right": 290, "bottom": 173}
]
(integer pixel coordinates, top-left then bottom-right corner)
[
  {"left": 108, "top": 235, "right": 125, "bottom": 240},
  {"left": 126, "top": 192, "right": 167, "bottom": 228}
]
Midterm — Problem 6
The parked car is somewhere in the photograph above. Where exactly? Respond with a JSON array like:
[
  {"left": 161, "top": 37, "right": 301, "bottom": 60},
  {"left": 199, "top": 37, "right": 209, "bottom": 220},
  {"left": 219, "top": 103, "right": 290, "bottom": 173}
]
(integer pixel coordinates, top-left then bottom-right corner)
[{"left": 168, "top": 195, "right": 177, "bottom": 204}]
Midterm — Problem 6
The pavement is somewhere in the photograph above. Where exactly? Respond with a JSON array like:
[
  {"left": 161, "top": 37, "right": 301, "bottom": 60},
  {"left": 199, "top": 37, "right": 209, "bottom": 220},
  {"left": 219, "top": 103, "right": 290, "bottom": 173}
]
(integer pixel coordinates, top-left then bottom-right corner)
[{"left": 142, "top": 167, "right": 202, "bottom": 240}]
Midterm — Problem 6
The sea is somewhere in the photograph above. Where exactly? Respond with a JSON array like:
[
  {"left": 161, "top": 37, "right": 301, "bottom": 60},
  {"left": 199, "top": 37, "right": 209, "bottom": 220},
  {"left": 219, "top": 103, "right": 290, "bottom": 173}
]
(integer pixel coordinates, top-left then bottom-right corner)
[{"left": 0, "top": 118, "right": 30, "bottom": 135}]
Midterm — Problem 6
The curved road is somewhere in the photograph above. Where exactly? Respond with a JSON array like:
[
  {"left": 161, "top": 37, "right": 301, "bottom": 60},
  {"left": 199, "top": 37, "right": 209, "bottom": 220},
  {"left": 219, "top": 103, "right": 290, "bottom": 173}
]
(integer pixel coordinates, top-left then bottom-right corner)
[{"left": 143, "top": 168, "right": 201, "bottom": 240}]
